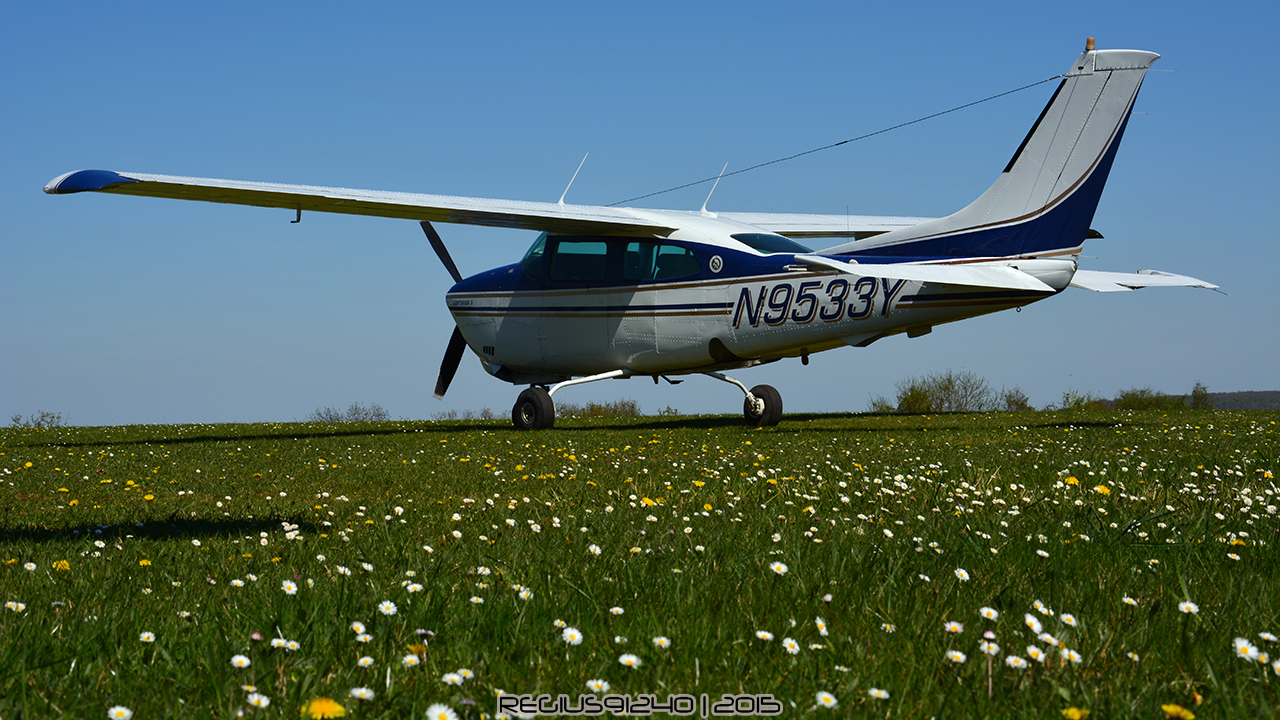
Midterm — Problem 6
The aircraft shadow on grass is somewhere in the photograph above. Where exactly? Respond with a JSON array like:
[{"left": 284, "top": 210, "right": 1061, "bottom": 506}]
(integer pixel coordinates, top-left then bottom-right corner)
[{"left": 0, "top": 514, "right": 320, "bottom": 544}]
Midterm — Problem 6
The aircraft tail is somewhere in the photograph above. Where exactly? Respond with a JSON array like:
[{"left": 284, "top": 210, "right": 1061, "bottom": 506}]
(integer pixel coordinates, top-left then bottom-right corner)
[{"left": 821, "top": 41, "right": 1159, "bottom": 260}]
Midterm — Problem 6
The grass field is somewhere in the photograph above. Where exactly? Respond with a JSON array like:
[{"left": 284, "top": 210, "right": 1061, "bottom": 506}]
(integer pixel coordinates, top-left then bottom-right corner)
[{"left": 1, "top": 410, "right": 1276, "bottom": 719}]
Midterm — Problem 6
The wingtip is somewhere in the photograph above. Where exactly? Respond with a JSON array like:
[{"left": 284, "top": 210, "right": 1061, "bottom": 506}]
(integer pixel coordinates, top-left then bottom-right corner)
[{"left": 44, "top": 169, "right": 138, "bottom": 194}]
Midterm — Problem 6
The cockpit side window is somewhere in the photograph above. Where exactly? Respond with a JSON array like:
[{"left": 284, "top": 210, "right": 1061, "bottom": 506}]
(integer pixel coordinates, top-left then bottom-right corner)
[{"left": 549, "top": 239, "right": 608, "bottom": 282}]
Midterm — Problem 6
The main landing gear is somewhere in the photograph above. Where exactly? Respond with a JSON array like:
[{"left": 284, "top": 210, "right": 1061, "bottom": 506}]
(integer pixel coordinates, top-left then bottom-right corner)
[
  {"left": 704, "top": 371, "right": 782, "bottom": 427},
  {"left": 509, "top": 370, "right": 783, "bottom": 430}
]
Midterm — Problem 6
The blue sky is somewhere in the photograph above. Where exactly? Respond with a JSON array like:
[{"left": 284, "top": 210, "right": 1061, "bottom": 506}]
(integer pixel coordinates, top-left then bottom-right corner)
[{"left": 4, "top": 1, "right": 1277, "bottom": 425}]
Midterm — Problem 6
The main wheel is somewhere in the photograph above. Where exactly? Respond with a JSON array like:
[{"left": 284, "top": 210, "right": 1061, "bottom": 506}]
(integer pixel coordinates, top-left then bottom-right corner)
[
  {"left": 512, "top": 387, "right": 555, "bottom": 430},
  {"left": 743, "top": 384, "right": 783, "bottom": 427}
]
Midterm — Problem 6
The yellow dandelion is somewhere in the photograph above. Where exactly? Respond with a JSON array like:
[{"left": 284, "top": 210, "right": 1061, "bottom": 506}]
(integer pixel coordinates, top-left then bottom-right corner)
[
  {"left": 139, "top": 559, "right": 151, "bottom": 566},
  {"left": 52, "top": 560, "right": 70, "bottom": 571},
  {"left": 1061, "top": 709, "right": 1090, "bottom": 720},
  {"left": 1161, "top": 704, "right": 1195, "bottom": 720},
  {"left": 1065, "top": 476, "right": 1079, "bottom": 485},
  {"left": 300, "top": 696, "right": 346, "bottom": 719},
  {"left": 1093, "top": 485, "right": 1110, "bottom": 496}
]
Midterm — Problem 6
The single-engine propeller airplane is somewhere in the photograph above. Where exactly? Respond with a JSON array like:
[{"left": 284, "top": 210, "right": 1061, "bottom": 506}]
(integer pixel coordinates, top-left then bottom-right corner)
[{"left": 47, "top": 39, "right": 1215, "bottom": 430}]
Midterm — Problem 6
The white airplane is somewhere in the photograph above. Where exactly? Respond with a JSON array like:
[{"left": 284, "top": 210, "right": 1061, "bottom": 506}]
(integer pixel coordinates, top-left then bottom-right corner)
[{"left": 46, "top": 40, "right": 1215, "bottom": 430}]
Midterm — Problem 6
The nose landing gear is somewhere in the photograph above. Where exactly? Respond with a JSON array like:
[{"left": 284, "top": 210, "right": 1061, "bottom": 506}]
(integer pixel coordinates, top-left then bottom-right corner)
[{"left": 511, "top": 387, "right": 554, "bottom": 430}]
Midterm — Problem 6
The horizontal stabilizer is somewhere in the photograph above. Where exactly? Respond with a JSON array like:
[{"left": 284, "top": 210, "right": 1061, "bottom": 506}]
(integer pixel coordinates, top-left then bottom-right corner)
[
  {"left": 1069, "top": 269, "right": 1219, "bottom": 292},
  {"left": 792, "top": 255, "right": 1055, "bottom": 292}
]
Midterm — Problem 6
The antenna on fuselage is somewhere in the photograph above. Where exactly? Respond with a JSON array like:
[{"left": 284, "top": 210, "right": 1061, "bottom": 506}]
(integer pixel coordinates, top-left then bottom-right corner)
[
  {"left": 700, "top": 162, "right": 728, "bottom": 218},
  {"left": 558, "top": 153, "right": 589, "bottom": 206}
]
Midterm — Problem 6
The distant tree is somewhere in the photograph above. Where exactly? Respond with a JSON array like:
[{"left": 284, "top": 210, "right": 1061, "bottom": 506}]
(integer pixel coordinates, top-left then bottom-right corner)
[
  {"left": 1058, "top": 389, "right": 1109, "bottom": 411},
  {"left": 1114, "top": 387, "right": 1185, "bottom": 412},
  {"left": 307, "top": 402, "right": 390, "bottom": 423},
  {"left": 1190, "top": 381, "right": 1214, "bottom": 410},
  {"left": 892, "top": 370, "right": 995, "bottom": 413},
  {"left": 558, "top": 399, "right": 642, "bottom": 418},
  {"left": 1000, "top": 386, "right": 1033, "bottom": 412},
  {"left": 10, "top": 410, "right": 65, "bottom": 428},
  {"left": 866, "top": 395, "right": 896, "bottom": 413}
]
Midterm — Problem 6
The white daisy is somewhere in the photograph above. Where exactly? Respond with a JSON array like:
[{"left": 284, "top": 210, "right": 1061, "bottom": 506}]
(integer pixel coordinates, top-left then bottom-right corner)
[{"left": 425, "top": 704, "right": 459, "bottom": 720}]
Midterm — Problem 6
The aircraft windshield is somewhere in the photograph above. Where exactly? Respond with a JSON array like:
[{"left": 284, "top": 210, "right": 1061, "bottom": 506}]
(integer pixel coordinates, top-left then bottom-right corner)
[
  {"left": 731, "top": 233, "right": 812, "bottom": 255},
  {"left": 520, "top": 232, "right": 548, "bottom": 273}
]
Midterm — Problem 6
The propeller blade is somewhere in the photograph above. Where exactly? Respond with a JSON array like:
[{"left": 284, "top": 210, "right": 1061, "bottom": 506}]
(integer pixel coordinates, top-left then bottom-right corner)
[
  {"left": 420, "top": 220, "right": 462, "bottom": 283},
  {"left": 433, "top": 326, "right": 468, "bottom": 399}
]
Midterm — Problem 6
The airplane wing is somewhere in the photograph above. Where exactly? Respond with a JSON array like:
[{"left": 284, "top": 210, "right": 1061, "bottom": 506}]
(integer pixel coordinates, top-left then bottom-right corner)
[
  {"left": 45, "top": 169, "right": 936, "bottom": 242},
  {"left": 792, "top": 254, "right": 1056, "bottom": 292},
  {"left": 1069, "top": 269, "right": 1219, "bottom": 292},
  {"left": 43, "top": 169, "right": 679, "bottom": 237}
]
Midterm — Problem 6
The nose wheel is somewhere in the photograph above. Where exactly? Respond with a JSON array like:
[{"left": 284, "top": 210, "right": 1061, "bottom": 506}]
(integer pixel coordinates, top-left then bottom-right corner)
[{"left": 512, "top": 387, "right": 554, "bottom": 430}]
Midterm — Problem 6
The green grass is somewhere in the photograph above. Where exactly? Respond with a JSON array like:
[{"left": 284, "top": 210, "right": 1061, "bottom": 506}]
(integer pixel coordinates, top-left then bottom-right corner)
[{"left": 1, "top": 411, "right": 1276, "bottom": 718}]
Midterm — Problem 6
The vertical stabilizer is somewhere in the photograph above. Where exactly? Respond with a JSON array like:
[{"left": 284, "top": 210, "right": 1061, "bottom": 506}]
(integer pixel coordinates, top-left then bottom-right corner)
[{"left": 823, "top": 43, "right": 1159, "bottom": 260}]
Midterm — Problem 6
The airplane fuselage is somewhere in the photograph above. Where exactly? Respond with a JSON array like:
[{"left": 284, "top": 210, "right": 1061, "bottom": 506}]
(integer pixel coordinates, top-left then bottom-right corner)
[{"left": 447, "top": 230, "right": 1075, "bottom": 385}]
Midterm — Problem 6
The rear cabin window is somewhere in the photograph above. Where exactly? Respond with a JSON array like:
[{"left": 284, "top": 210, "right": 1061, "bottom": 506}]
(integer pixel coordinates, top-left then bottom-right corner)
[{"left": 624, "top": 242, "right": 700, "bottom": 281}]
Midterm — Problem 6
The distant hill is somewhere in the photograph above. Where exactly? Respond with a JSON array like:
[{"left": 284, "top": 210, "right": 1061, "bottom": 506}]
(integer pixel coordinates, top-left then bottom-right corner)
[{"left": 1208, "top": 391, "right": 1280, "bottom": 410}]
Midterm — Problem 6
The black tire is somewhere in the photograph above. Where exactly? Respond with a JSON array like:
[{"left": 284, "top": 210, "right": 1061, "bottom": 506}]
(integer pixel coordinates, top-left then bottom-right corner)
[
  {"left": 512, "top": 387, "right": 555, "bottom": 430},
  {"left": 744, "top": 384, "right": 783, "bottom": 427}
]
